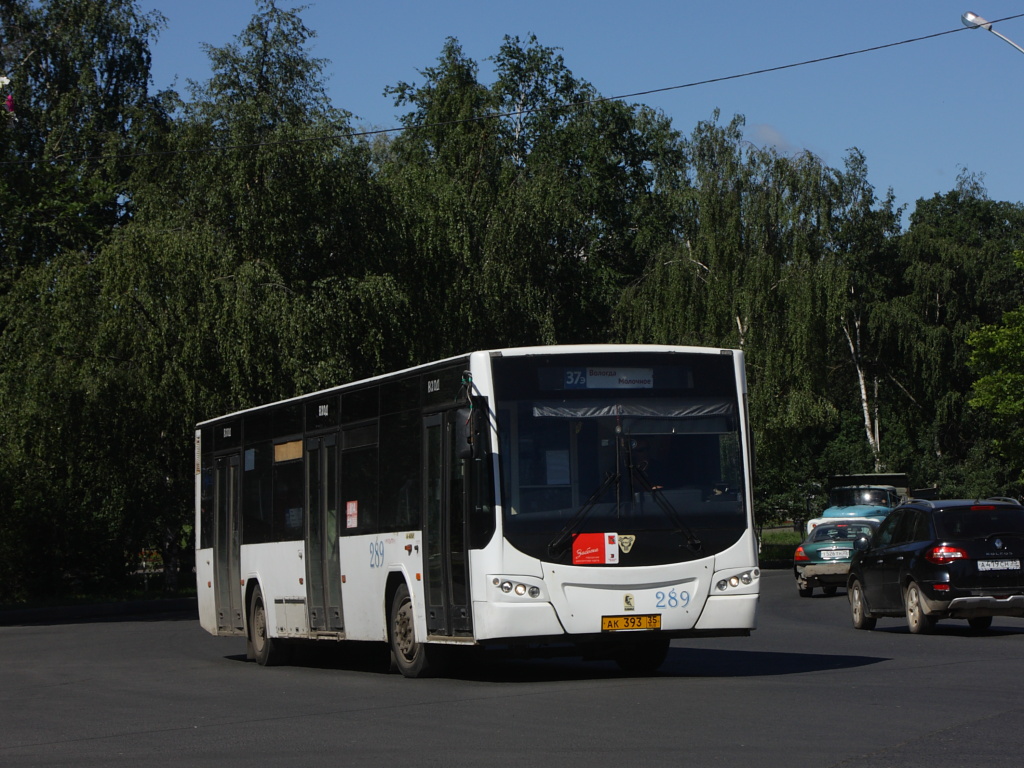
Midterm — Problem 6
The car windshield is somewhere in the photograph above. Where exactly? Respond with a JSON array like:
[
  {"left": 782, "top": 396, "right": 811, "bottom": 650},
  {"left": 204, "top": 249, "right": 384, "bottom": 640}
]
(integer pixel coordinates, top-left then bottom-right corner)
[
  {"left": 934, "top": 507, "right": 1024, "bottom": 539},
  {"left": 829, "top": 488, "right": 894, "bottom": 507},
  {"left": 810, "top": 523, "right": 875, "bottom": 542}
]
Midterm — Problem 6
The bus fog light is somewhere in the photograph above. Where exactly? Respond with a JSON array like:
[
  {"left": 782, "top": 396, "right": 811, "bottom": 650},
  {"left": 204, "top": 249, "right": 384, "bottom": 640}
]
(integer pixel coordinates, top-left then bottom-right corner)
[
  {"left": 500, "top": 581, "right": 513, "bottom": 593},
  {"left": 716, "top": 580, "right": 728, "bottom": 591},
  {"left": 528, "top": 586, "right": 540, "bottom": 598},
  {"left": 514, "top": 583, "right": 527, "bottom": 596}
]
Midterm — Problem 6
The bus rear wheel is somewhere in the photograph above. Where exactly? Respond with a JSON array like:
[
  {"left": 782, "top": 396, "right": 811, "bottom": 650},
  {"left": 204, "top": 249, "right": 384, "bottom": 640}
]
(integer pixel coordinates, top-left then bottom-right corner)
[
  {"left": 389, "top": 583, "right": 440, "bottom": 678},
  {"left": 249, "top": 586, "right": 287, "bottom": 666}
]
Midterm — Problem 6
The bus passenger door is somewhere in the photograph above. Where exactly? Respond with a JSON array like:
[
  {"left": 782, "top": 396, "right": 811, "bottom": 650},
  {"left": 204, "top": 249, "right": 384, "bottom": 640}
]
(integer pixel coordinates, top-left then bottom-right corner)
[
  {"left": 214, "top": 453, "right": 244, "bottom": 634},
  {"left": 306, "top": 435, "right": 344, "bottom": 632},
  {"left": 423, "top": 411, "right": 473, "bottom": 637}
]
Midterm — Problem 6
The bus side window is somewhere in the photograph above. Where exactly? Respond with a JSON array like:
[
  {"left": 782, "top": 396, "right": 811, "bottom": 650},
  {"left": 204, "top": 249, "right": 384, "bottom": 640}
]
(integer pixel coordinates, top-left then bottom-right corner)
[
  {"left": 273, "top": 458, "right": 304, "bottom": 541},
  {"left": 242, "top": 443, "right": 273, "bottom": 544},
  {"left": 200, "top": 459, "right": 214, "bottom": 549},
  {"left": 341, "top": 422, "right": 379, "bottom": 535},
  {"left": 379, "top": 408, "right": 421, "bottom": 532}
]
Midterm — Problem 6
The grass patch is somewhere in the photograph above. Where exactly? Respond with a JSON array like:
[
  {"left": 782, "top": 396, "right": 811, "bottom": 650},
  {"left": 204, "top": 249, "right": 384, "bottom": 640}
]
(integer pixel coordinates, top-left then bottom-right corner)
[
  {"left": 761, "top": 529, "right": 802, "bottom": 546},
  {"left": 759, "top": 527, "right": 802, "bottom": 563}
]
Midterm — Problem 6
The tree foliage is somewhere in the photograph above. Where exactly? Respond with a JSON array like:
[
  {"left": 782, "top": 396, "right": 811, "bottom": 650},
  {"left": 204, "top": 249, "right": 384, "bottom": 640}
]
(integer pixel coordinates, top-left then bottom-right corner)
[
  {"left": 2, "top": 1, "right": 1024, "bottom": 600},
  {"left": 969, "top": 250, "right": 1024, "bottom": 483}
]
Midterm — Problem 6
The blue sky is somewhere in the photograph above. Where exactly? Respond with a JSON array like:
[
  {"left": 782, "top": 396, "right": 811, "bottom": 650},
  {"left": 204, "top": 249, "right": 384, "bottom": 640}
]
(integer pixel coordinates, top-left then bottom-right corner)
[{"left": 140, "top": 1, "right": 1024, "bottom": 221}]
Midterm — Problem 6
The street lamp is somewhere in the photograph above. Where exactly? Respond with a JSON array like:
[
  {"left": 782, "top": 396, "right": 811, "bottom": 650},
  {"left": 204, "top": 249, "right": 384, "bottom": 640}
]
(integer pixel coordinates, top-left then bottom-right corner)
[{"left": 962, "top": 11, "right": 1024, "bottom": 55}]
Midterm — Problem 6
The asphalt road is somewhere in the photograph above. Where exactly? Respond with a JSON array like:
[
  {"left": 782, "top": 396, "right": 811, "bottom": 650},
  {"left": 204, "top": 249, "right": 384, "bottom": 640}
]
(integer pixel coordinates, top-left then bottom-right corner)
[{"left": 3, "top": 570, "right": 1023, "bottom": 767}]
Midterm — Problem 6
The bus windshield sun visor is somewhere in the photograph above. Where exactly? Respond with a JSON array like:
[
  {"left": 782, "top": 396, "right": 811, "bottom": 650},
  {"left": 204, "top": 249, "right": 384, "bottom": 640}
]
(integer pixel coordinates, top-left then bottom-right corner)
[{"left": 531, "top": 398, "right": 734, "bottom": 419}]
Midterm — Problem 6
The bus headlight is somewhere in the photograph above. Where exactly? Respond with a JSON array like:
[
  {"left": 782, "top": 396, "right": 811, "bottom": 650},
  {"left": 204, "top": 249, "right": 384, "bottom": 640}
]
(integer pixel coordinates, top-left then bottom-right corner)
[
  {"left": 491, "top": 577, "right": 545, "bottom": 600},
  {"left": 716, "top": 569, "right": 759, "bottom": 592}
]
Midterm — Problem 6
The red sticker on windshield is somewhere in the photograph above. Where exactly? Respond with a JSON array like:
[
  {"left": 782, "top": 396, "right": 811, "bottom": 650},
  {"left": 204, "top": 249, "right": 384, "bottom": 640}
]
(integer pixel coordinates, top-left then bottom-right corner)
[{"left": 573, "top": 532, "right": 619, "bottom": 564}]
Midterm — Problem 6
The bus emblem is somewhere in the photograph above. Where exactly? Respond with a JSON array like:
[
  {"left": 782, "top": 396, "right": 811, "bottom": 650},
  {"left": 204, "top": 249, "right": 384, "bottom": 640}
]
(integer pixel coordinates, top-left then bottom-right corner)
[
  {"left": 623, "top": 594, "right": 635, "bottom": 611},
  {"left": 619, "top": 535, "right": 636, "bottom": 553}
]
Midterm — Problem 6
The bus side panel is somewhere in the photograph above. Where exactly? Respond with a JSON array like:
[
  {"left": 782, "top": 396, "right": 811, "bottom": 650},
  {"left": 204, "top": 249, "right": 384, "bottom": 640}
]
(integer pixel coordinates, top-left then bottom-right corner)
[
  {"left": 196, "top": 549, "right": 217, "bottom": 635},
  {"left": 241, "top": 541, "right": 308, "bottom": 638},
  {"left": 713, "top": 528, "right": 759, "bottom": 571},
  {"left": 194, "top": 430, "right": 218, "bottom": 635},
  {"left": 338, "top": 531, "right": 424, "bottom": 642},
  {"left": 694, "top": 593, "right": 759, "bottom": 630}
]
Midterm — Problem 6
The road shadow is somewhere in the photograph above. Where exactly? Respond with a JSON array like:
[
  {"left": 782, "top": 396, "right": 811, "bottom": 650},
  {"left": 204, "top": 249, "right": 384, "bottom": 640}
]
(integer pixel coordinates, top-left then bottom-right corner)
[
  {"left": 858, "top": 622, "right": 1024, "bottom": 637},
  {"left": 448, "top": 646, "right": 888, "bottom": 682},
  {"left": 225, "top": 642, "right": 890, "bottom": 683},
  {"left": 657, "top": 646, "right": 885, "bottom": 677}
]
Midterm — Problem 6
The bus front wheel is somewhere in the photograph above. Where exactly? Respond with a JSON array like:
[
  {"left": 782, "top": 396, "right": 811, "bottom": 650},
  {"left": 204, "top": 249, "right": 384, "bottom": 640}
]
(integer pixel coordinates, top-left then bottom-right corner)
[
  {"left": 249, "top": 586, "right": 287, "bottom": 666},
  {"left": 389, "top": 583, "right": 439, "bottom": 678}
]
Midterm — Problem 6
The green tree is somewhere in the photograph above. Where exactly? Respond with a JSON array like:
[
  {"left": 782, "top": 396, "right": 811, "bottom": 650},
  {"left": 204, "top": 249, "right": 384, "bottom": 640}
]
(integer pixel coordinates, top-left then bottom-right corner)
[
  {"left": 882, "top": 174, "right": 1024, "bottom": 495},
  {"left": 380, "top": 35, "right": 686, "bottom": 356},
  {"left": 88, "top": 0, "right": 409, "bottom": 588},
  {"left": 0, "top": 0, "right": 168, "bottom": 599},
  {"left": 968, "top": 250, "right": 1024, "bottom": 486},
  {"left": 0, "top": 0, "right": 401, "bottom": 598},
  {"left": 822, "top": 151, "right": 903, "bottom": 471},
  {"left": 0, "top": 0, "right": 167, "bottom": 276},
  {"left": 615, "top": 112, "right": 924, "bottom": 519}
]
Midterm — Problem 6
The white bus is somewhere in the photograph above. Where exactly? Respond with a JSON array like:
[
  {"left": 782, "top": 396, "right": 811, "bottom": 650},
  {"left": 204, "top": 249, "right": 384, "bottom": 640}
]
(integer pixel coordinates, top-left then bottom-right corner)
[{"left": 195, "top": 344, "right": 759, "bottom": 676}]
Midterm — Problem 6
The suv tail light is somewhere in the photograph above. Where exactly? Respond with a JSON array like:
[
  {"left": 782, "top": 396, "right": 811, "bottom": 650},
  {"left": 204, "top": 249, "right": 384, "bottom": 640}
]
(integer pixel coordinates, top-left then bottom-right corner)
[
  {"left": 925, "top": 545, "right": 969, "bottom": 564},
  {"left": 794, "top": 546, "right": 809, "bottom": 562}
]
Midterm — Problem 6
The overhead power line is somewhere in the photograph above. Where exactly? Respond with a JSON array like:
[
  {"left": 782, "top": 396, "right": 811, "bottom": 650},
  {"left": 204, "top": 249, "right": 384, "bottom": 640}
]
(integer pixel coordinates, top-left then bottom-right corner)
[{"left": 2, "top": 14, "right": 1022, "bottom": 167}]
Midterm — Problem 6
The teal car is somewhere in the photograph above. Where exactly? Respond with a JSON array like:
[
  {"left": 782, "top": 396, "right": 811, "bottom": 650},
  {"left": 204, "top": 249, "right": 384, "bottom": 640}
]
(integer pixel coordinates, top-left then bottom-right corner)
[{"left": 794, "top": 519, "right": 879, "bottom": 597}]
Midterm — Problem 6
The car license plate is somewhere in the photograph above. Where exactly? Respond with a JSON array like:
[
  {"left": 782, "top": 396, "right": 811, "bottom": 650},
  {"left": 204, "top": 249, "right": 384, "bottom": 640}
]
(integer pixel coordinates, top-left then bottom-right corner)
[
  {"left": 821, "top": 550, "right": 849, "bottom": 560},
  {"left": 977, "top": 559, "right": 1021, "bottom": 572},
  {"left": 601, "top": 614, "right": 661, "bottom": 631}
]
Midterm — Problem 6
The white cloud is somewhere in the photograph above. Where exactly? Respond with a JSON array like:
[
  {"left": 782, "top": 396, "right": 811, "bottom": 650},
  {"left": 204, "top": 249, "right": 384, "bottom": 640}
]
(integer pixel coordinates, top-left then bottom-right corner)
[{"left": 749, "top": 123, "right": 798, "bottom": 154}]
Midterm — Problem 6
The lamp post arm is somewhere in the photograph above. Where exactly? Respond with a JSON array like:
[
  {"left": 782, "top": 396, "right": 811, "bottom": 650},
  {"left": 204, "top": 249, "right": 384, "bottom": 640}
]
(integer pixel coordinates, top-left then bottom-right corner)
[{"left": 988, "top": 27, "right": 1024, "bottom": 56}]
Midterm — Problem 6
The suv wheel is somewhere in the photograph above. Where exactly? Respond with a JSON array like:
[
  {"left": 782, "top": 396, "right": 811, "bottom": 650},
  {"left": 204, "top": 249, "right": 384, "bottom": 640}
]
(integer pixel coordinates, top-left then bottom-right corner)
[
  {"left": 849, "top": 578, "right": 876, "bottom": 630},
  {"left": 904, "top": 582, "right": 936, "bottom": 634}
]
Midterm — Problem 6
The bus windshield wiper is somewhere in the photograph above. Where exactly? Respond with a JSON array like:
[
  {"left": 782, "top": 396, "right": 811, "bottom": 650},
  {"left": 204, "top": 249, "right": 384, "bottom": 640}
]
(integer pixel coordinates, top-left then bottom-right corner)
[
  {"left": 628, "top": 463, "right": 703, "bottom": 553},
  {"left": 547, "top": 471, "right": 619, "bottom": 557}
]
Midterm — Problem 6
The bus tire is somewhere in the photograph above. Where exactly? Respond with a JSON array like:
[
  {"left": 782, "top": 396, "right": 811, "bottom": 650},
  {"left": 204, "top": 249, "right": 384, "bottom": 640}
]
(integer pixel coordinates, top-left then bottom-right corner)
[
  {"left": 249, "top": 586, "right": 287, "bottom": 666},
  {"left": 389, "top": 582, "right": 438, "bottom": 678}
]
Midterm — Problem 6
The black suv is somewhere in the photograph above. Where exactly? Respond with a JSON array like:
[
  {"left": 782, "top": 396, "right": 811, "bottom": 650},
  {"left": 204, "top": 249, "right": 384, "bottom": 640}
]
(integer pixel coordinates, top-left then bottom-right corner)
[{"left": 847, "top": 498, "right": 1024, "bottom": 633}]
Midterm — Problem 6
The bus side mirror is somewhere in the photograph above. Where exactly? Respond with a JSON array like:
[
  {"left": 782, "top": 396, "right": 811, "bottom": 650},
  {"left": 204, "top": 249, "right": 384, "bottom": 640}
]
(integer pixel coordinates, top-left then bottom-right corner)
[{"left": 455, "top": 407, "right": 479, "bottom": 460}]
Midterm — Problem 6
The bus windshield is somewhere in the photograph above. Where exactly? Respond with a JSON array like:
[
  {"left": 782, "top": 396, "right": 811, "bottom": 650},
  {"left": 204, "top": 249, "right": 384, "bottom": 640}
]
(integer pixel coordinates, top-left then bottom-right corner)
[{"left": 492, "top": 353, "right": 748, "bottom": 566}]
